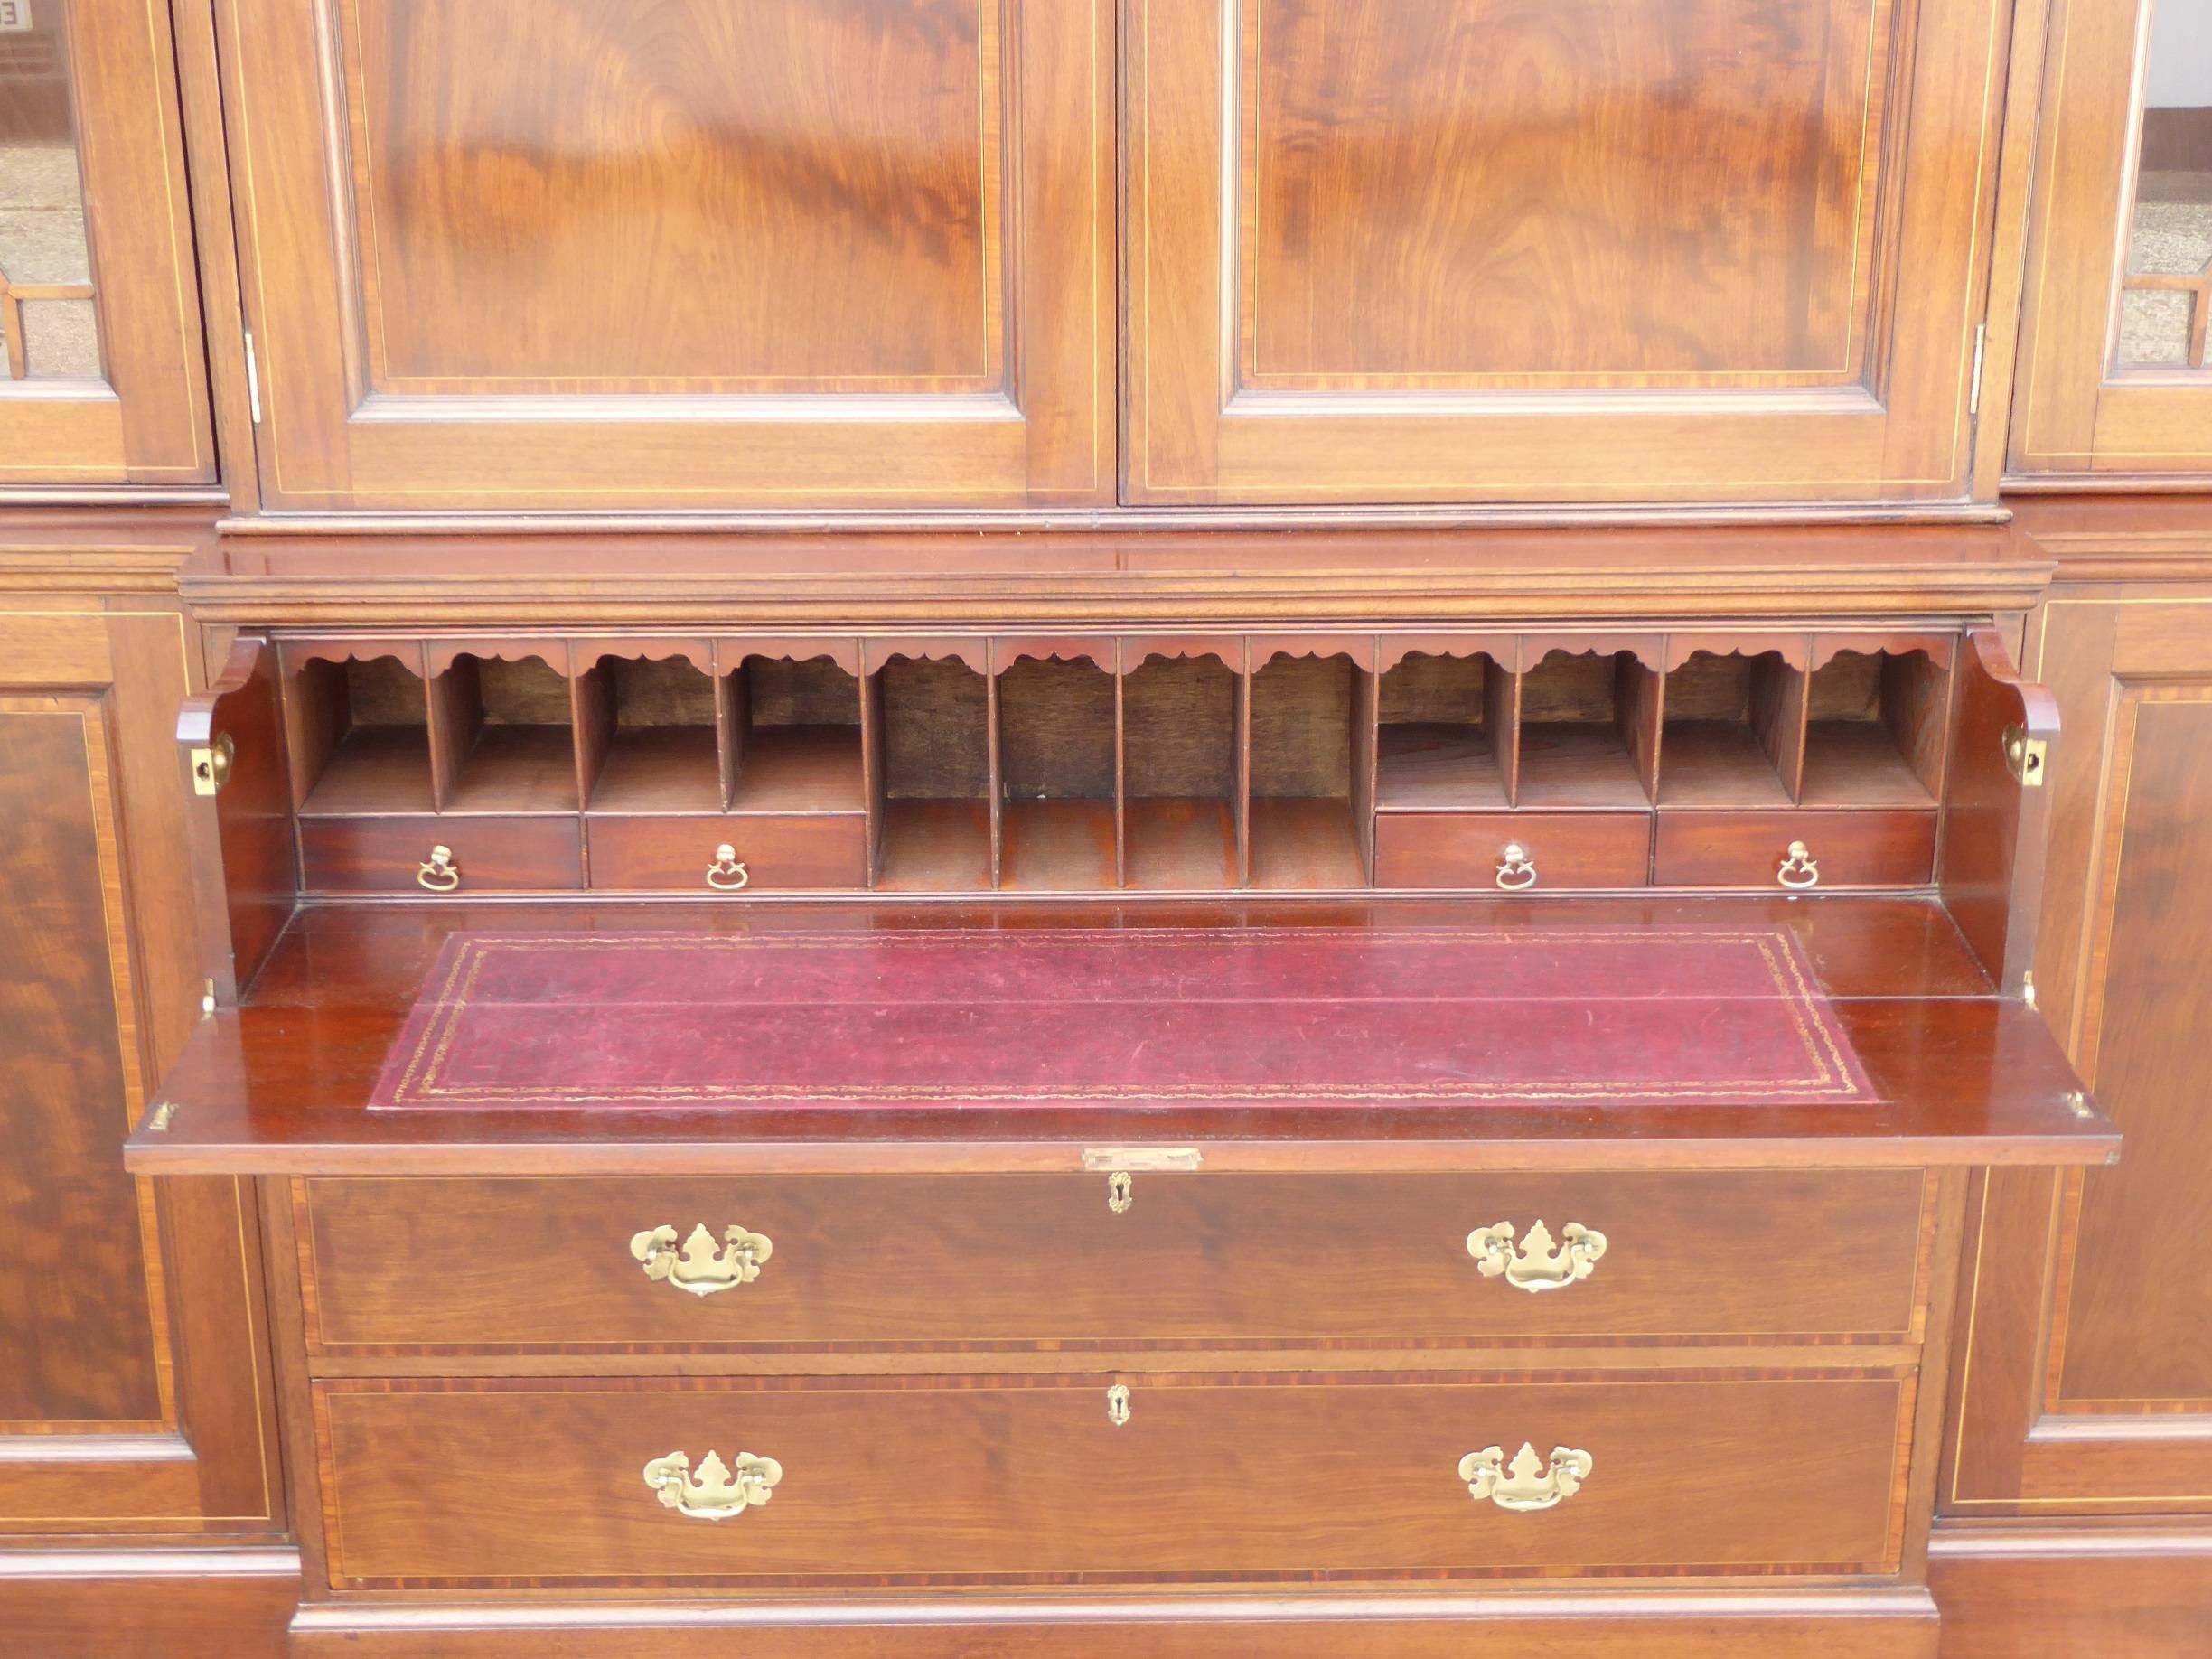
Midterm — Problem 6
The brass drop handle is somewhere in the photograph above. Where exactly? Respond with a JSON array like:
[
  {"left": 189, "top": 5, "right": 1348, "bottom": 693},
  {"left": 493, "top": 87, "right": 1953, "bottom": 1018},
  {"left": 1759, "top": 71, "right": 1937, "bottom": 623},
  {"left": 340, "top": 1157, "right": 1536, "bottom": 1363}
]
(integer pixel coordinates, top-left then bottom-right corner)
[
  {"left": 1495, "top": 843, "right": 1537, "bottom": 891},
  {"left": 1777, "top": 840, "right": 1820, "bottom": 889},
  {"left": 630, "top": 1223, "right": 773, "bottom": 1296},
  {"left": 1467, "top": 1220, "right": 1606, "bottom": 1292},
  {"left": 707, "top": 844, "right": 750, "bottom": 891},
  {"left": 1459, "top": 1442, "right": 1593, "bottom": 1512},
  {"left": 642, "top": 1449, "right": 782, "bottom": 1521},
  {"left": 416, "top": 844, "right": 460, "bottom": 892}
]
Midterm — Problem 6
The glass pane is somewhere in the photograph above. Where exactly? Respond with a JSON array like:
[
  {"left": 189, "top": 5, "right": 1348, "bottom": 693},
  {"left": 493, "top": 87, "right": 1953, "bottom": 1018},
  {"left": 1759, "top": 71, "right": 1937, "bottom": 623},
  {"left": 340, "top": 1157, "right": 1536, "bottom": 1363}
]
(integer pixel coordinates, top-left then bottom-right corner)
[
  {"left": 2119, "top": 0, "right": 2212, "bottom": 369},
  {"left": 0, "top": 1, "right": 100, "bottom": 380}
]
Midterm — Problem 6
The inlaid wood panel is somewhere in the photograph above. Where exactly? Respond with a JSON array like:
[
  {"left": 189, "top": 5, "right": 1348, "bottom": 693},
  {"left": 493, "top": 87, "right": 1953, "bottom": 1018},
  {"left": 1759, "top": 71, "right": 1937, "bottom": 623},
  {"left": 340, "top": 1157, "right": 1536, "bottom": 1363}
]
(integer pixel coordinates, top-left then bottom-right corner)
[
  {"left": 1945, "top": 595, "right": 2212, "bottom": 1513},
  {"left": 313, "top": 1372, "right": 1915, "bottom": 1585},
  {"left": 0, "top": 0, "right": 213, "bottom": 483},
  {"left": 1246, "top": 0, "right": 1887, "bottom": 388},
  {"left": 2009, "top": 0, "right": 2212, "bottom": 478},
  {"left": 347, "top": 0, "right": 998, "bottom": 393},
  {"left": 0, "top": 606, "right": 276, "bottom": 1534},
  {"left": 0, "top": 702, "right": 165, "bottom": 1426},
  {"left": 1128, "top": 0, "right": 2009, "bottom": 504},
  {"left": 216, "top": 0, "right": 1110, "bottom": 508}
]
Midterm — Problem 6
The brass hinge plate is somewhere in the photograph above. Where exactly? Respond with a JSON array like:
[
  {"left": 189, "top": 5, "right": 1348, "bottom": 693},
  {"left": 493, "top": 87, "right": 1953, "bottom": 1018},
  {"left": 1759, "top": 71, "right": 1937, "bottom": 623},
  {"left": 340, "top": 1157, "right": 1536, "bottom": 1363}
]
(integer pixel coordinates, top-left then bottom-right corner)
[
  {"left": 1082, "top": 1147, "right": 1202, "bottom": 1173},
  {"left": 2002, "top": 724, "right": 2048, "bottom": 787},
  {"left": 145, "top": 1100, "right": 179, "bottom": 1132},
  {"left": 190, "top": 731, "right": 235, "bottom": 796}
]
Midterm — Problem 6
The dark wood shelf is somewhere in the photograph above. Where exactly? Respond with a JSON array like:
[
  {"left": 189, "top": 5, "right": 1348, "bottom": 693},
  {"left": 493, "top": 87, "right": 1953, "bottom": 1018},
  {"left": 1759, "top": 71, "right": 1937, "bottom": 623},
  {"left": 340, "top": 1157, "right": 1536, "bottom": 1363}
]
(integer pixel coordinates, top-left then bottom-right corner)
[
  {"left": 1124, "top": 798, "right": 1239, "bottom": 891},
  {"left": 298, "top": 726, "right": 435, "bottom": 817},
  {"left": 587, "top": 725, "right": 721, "bottom": 814},
  {"left": 732, "top": 724, "right": 866, "bottom": 813},
  {"left": 443, "top": 725, "right": 579, "bottom": 815},
  {"left": 876, "top": 799, "right": 992, "bottom": 892},
  {"left": 1374, "top": 723, "right": 1508, "bottom": 811},
  {"left": 1800, "top": 721, "right": 1939, "bottom": 809},
  {"left": 1659, "top": 722, "right": 1794, "bottom": 810},
  {"left": 999, "top": 799, "right": 1117, "bottom": 892},
  {"left": 1517, "top": 723, "right": 1649, "bottom": 810},
  {"left": 1250, "top": 799, "right": 1365, "bottom": 889}
]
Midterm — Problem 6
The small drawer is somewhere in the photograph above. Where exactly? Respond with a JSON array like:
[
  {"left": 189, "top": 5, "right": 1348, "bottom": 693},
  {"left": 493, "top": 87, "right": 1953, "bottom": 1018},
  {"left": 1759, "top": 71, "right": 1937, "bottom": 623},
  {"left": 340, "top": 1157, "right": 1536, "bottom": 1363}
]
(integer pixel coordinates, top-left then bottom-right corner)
[
  {"left": 299, "top": 815, "right": 581, "bottom": 894},
  {"left": 1653, "top": 811, "right": 1937, "bottom": 889},
  {"left": 296, "top": 1169, "right": 1930, "bottom": 1354},
  {"left": 314, "top": 1370, "right": 1912, "bottom": 1585},
  {"left": 586, "top": 814, "right": 867, "bottom": 892},
  {"left": 1374, "top": 812, "right": 1651, "bottom": 890}
]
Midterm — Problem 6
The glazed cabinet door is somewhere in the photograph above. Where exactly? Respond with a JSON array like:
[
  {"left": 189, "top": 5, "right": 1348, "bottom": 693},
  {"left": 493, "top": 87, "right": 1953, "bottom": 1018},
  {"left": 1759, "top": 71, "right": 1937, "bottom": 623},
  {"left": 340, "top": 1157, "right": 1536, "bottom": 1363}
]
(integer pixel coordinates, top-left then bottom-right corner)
[
  {"left": 1126, "top": 0, "right": 2010, "bottom": 507},
  {"left": 2010, "top": 0, "right": 2212, "bottom": 479},
  {"left": 1944, "top": 593, "right": 2212, "bottom": 1514},
  {"left": 0, "top": 0, "right": 214, "bottom": 485},
  {"left": 213, "top": 0, "right": 1111, "bottom": 511},
  {"left": 0, "top": 605, "right": 278, "bottom": 1536}
]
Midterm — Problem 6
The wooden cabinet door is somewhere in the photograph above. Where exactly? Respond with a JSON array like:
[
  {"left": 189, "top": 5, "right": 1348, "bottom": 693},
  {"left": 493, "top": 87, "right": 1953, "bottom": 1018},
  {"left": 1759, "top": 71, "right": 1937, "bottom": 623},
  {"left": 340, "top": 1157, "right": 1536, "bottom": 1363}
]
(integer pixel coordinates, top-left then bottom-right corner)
[
  {"left": 213, "top": 0, "right": 1110, "bottom": 512},
  {"left": 1126, "top": 0, "right": 2009, "bottom": 508},
  {"left": 1944, "top": 593, "right": 2212, "bottom": 1514},
  {"left": 0, "top": 605, "right": 278, "bottom": 1536},
  {"left": 2010, "top": 0, "right": 2212, "bottom": 479},
  {"left": 0, "top": 0, "right": 214, "bottom": 484}
]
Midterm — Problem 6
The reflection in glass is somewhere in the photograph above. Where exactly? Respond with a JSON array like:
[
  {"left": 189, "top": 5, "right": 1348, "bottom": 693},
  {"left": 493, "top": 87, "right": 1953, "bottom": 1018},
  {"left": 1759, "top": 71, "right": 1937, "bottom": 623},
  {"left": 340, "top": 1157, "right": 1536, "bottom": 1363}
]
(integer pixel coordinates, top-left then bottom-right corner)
[
  {"left": 0, "top": 3, "right": 99, "bottom": 380},
  {"left": 2120, "top": 0, "right": 2212, "bottom": 370}
]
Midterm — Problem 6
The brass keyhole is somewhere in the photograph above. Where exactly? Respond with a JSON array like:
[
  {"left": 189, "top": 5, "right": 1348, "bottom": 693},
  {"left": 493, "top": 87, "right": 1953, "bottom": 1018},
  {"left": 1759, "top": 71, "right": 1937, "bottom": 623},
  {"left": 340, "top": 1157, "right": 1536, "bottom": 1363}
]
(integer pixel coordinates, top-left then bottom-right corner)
[
  {"left": 1106, "top": 1384, "right": 1131, "bottom": 1427},
  {"left": 1106, "top": 1171, "right": 1133, "bottom": 1214}
]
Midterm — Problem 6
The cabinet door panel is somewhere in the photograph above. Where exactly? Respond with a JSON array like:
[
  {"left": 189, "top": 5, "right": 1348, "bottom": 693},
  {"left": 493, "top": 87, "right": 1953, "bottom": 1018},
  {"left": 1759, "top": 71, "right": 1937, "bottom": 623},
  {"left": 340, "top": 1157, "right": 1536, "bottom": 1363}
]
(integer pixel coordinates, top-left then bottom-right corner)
[
  {"left": 1128, "top": 0, "right": 2006, "bottom": 506},
  {"left": 0, "top": 609, "right": 277, "bottom": 1534},
  {"left": 1945, "top": 595, "right": 2212, "bottom": 1514},
  {"left": 0, "top": 0, "right": 213, "bottom": 483},
  {"left": 2010, "top": 0, "right": 2212, "bottom": 477},
  {"left": 218, "top": 0, "right": 1109, "bottom": 511}
]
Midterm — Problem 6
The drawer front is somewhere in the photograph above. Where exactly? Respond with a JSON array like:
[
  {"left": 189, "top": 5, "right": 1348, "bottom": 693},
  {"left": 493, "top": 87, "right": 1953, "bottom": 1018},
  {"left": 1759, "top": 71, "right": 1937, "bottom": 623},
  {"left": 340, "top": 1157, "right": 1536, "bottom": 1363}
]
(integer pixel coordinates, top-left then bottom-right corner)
[
  {"left": 299, "top": 816, "right": 581, "bottom": 894},
  {"left": 315, "top": 1372, "right": 1911, "bottom": 1584},
  {"left": 586, "top": 814, "right": 867, "bottom": 892},
  {"left": 1653, "top": 811, "right": 1936, "bottom": 889},
  {"left": 298, "top": 1170, "right": 1930, "bottom": 1353},
  {"left": 1374, "top": 812, "right": 1651, "bottom": 890}
]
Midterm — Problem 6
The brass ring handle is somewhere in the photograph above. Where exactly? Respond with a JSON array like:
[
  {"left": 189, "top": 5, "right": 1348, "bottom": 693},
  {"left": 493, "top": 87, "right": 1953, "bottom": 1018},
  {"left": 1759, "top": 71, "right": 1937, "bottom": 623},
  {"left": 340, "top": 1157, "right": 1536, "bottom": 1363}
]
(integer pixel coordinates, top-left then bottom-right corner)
[
  {"left": 1459, "top": 1442, "right": 1593, "bottom": 1512},
  {"left": 1495, "top": 843, "right": 1537, "bottom": 891},
  {"left": 642, "top": 1449, "right": 782, "bottom": 1521},
  {"left": 1777, "top": 840, "right": 1820, "bottom": 889},
  {"left": 1467, "top": 1220, "right": 1606, "bottom": 1292},
  {"left": 631, "top": 1223, "right": 773, "bottom": 1296},
  {"left": 416, "top": 845, "right": 460, "bottom": 892},
  {"left": 707, "top": 843, "right": 750, "bottom": 891}
]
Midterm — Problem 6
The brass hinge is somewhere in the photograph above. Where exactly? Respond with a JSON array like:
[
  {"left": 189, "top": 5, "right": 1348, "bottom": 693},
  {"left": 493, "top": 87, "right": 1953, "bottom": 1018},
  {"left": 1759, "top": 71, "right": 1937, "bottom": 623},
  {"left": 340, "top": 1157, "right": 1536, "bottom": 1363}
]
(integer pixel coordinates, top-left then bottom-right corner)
[
  {"left": 201, "top": 978, "right": 219, "bottom": 1018},
  {"left": 145, "top": 1101, "right": 179, "bottom": 1132},
  {"left": 243, "top": 331, "right": 262, "bottom": 424},
  {"left": 190, "top": 731, "right": 235, "bottom": 796},
  {"left": 1969, "top": 324, "right": 1987, "bottom": 417},
  {"left": 2001, "top": 724, "right": 2048, "bottom": 787},
  {"left": 2020, "top": 970, "right": 2038, "bottom": 1009}
]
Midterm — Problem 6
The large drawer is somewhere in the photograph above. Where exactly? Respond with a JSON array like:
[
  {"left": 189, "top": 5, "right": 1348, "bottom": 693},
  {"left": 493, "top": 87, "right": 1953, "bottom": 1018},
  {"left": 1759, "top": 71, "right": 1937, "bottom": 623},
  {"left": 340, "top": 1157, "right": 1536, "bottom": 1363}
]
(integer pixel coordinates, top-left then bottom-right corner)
[
  {"left": 296, "top": 1169, "right": 1932, "bottom": 1353},
  {"left": 314, "top": 1371, "right": 1912, "bottom": 1585}
]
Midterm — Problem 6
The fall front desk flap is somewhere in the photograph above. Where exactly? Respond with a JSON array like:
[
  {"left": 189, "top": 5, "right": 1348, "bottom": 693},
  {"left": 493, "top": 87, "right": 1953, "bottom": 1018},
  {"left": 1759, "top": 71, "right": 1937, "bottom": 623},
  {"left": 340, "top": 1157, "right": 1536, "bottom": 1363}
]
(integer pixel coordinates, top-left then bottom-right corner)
[{"left": 369, "top": 926, "right": 1875, "bottom": 1111}]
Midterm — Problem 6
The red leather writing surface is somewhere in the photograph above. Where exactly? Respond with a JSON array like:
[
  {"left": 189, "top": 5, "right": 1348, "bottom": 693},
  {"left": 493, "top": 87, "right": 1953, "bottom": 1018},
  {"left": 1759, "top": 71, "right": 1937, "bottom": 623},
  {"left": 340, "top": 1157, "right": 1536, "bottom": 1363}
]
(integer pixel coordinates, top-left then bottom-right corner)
[{"left": 370, "top": 927, "right": 1872, "bottom": 1111}]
